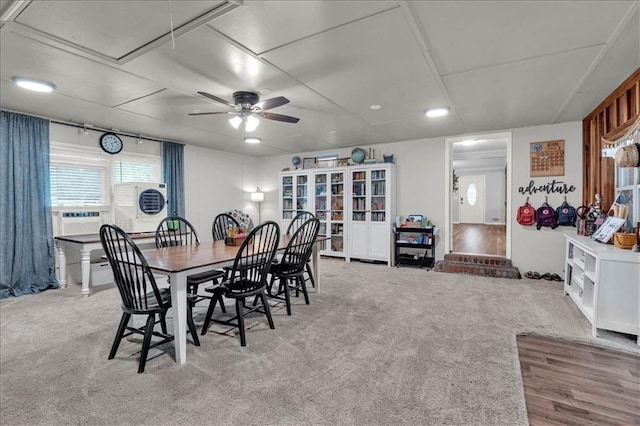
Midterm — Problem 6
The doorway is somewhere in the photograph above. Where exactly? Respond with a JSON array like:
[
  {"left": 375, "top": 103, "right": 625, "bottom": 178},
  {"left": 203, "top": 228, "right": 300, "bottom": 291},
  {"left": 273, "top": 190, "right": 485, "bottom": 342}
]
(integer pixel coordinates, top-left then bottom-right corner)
[{"left": 444, "top": 133, "right": 511, "bottom": 258}]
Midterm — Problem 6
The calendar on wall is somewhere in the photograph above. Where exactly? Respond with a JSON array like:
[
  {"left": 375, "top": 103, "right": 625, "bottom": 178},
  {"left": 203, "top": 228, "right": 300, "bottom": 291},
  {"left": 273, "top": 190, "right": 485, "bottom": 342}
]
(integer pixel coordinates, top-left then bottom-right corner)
[{"left": 530, "top": 140, "right": 565, "bottom": 177}]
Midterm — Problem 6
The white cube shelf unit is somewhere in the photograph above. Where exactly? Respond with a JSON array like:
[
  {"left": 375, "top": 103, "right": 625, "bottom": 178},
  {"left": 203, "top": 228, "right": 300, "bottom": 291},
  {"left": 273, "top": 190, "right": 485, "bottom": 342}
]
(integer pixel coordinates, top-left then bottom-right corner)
[{"left": 564, "top": 233, "right": 640, "bottom": 345}]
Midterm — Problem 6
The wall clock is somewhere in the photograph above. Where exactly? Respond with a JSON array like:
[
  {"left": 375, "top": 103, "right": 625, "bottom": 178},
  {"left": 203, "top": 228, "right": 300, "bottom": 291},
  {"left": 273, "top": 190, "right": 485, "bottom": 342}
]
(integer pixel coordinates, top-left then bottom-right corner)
[{"left": 99, "top": 132, "right": 123, "bottom": 154}]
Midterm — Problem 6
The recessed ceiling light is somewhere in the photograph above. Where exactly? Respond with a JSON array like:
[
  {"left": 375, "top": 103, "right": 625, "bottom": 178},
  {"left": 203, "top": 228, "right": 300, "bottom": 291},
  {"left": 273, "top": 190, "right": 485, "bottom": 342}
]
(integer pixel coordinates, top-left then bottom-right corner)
[
  {"left": 370, "top": 104, "right": 382, "bottom": 110},
  {"left": 425, "top": 107, "right": 450, "bottom": 118},
  {"left": 329, "top": 130, "right": 336, "bottom": 134},
  {"left": 12, "top": 77, "right": 56, "bottom": 93},
  {"left": 244, "top": 137, "right": 261, "bottom": 144}
]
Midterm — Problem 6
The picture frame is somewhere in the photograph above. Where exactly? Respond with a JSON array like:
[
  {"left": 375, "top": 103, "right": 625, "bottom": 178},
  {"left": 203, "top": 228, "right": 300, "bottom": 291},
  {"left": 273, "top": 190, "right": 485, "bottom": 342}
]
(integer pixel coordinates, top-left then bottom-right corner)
[
  {"left": 303, "top": 157, "right": 317, "bottom": 169},
  {"left": 591, "top": 216, "right": 625, "bottom": 243}
]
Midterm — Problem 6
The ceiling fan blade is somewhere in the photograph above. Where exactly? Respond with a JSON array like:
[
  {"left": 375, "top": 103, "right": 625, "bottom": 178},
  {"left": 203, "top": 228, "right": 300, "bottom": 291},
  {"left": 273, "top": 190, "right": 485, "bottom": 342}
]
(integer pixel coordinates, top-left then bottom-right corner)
[
  {"left": 197, "top": 91, "right": 237, "bottom": 109},
  {"left": 256, "top": 96, "right": 290, "bottom": 111},
  {"left": 188, "top": 111, "right": 235, "bottom": 116},
  {"left": 262, "top": 111, "right": 300, "bottom": 123}
]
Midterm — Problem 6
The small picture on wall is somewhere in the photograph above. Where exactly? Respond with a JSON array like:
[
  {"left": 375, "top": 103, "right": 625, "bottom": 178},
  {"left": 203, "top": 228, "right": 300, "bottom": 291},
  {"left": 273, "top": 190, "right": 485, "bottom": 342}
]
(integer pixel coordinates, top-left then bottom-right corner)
[
  {"left": 530, "top": 139, "right": 565, "bottom": 177},
  {"left": 303, "top": 157, "right": 317, "bottom": 169}
]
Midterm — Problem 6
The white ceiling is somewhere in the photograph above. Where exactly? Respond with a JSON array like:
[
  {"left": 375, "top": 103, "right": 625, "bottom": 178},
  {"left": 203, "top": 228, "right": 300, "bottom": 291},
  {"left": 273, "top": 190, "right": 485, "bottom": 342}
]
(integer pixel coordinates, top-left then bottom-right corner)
[{"left": 1, "top": 0, "right": 638, "bottom": 157}]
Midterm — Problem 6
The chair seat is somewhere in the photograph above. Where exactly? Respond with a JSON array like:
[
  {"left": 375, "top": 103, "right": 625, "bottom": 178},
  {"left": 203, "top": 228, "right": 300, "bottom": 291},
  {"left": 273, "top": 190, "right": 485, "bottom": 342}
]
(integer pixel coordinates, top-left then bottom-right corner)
[{"left": 187, "top": 269, "right": 225, "bottom": 285}]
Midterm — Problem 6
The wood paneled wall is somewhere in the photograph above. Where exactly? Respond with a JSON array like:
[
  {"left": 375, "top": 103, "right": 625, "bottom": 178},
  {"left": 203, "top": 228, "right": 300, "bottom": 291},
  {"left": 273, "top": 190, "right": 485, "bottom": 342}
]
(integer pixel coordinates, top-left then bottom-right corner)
[{"left": 583, "top": 68, "right": 640, "bottom": 210}]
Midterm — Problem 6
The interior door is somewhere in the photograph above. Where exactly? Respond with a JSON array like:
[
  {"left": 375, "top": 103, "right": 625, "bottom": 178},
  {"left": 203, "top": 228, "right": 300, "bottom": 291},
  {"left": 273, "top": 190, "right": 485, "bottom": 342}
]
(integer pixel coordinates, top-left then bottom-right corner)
[{"left": 459, "top": 175, "right": 485, "bottom": 224}]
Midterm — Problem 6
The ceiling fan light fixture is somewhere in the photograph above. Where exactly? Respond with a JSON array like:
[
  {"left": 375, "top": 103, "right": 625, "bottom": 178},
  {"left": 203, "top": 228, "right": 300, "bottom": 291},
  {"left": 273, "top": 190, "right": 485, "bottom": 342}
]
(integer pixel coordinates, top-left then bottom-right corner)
[
  {"left": 12, "top": 76, "right": 56, "bottom": 93},
  {"left": 245, "top": 115, "right": 259, "bottom": 132},
  {"left": 425, "top": 107, "right": 450, "bottom": 118},
  {"left": 244, "top": 136, "right": 261, "bottom": 144},
  {"left": 229, "top": 115, "right": 242, "bottom": 129}
]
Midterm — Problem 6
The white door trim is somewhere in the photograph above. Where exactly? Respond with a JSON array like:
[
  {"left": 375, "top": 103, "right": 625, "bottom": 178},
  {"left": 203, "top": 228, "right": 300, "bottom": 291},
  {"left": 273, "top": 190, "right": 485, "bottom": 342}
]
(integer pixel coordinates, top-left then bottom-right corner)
[{"left": 444, "top": 131, "right": 512, "bottom": 258}]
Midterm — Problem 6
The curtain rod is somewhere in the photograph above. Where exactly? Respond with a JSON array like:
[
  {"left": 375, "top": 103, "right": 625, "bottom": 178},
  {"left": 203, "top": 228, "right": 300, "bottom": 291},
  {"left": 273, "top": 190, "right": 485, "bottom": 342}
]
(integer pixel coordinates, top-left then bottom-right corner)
[{"left": 1, "top": 108, "right": 183, "bottom": 145}]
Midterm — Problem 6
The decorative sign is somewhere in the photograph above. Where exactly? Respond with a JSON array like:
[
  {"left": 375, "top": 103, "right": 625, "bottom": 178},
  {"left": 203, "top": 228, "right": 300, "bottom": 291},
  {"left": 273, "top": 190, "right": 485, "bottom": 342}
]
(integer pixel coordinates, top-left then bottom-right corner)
[
  {"left": 518, "top": 179, "right": 576, "bottom": 195},
  {"left": 530, "top": 140, "right": 564, "bottom": 177}
]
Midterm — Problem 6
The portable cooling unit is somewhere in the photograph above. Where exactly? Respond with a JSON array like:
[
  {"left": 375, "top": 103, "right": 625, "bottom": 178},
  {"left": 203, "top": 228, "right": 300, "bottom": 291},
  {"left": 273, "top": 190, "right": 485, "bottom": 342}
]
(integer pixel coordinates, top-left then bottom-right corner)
[{"left": 113, "top": 182, "right": 167, "bottom": 233}]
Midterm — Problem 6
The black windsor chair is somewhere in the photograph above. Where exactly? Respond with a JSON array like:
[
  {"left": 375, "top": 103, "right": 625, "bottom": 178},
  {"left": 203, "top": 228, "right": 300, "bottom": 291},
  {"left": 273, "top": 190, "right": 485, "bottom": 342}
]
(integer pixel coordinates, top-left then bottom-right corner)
[
  {"left": 264, "top": 217, "right": 320, "bottom": 315},
  {"left": 212, "top": 212, "right": 240, "bottom": 241},
  {"left": 286, "top": 211, "right": 317, "bottom": 289},
  {"left": 100, "top": 224, "right": 199, "bottom": 374},
  {"left": 201, "top": 221, "right": 280, "bottom": 346}
]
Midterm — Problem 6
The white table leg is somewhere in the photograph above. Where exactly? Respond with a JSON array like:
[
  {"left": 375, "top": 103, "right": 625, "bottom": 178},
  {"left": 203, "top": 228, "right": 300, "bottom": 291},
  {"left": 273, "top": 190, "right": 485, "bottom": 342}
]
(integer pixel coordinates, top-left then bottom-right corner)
[
  {"left": 170, "top": 271, "right": 188, "bottom": 365},
  {"left": 57, "top": 244, "right": 67, "bottom": 288},
  {"left": 80, "top": 249, "right": 91, "bottom": 296}
]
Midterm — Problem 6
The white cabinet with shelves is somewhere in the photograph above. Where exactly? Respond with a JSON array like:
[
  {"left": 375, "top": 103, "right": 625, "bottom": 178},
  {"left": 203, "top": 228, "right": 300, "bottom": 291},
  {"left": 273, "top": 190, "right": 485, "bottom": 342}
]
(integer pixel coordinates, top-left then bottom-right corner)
[
  {"left": 564, "top": 233, "right": 640, "bottom": 345},
  {"left": 279, "top": 164, "right": 395, "bottom": 263},
  {"left": 348, "top": 164, "right": 396, "bottom": 265}
]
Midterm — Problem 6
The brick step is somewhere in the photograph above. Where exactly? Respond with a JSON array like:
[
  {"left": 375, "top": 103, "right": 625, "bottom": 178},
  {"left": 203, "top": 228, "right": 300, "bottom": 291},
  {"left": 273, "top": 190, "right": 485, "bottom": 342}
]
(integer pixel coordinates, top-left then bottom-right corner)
[{"left": 435, "top": 254, "right": 521, "bottom": 279}]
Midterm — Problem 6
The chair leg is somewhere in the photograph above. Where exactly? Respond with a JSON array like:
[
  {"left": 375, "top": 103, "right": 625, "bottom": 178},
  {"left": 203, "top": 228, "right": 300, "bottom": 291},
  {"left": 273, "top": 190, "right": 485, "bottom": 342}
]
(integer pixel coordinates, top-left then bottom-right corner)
[
  {"left": 159, "top": 312, "right": 168, "bottom": 334},
  {"left": 109, "top": 313, "right": 131, "bottom": 360},
  {"left": 282, "top": 277, "right": 292, "bottom": 316},
  {"left": 305, "top": 262, "right": 316, "bottom": 288},
  {"left": 201, "top": 291, "right": 220, "bottom": 335},
  {"left": 260, "top": 292, "right": 275, "bottom": 329},
  {"left": 217, "top": 292, "right": 227, "bottom": 313},
  {"left": 187, "top": 302, "right": 200, "bottom": 346},
  {"left": 299, "top": 276, "right": 310, "bottom": 305},
  {"left": 138, "top": 314, "right": 156, "bottom": 374},
  {"left": 236, "top": 298, "right": 246, "bottom": 347}
]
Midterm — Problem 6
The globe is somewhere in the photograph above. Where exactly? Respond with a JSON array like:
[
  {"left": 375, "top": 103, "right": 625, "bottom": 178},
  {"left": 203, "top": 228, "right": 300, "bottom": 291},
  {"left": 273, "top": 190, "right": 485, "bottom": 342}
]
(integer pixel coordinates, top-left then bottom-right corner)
[
  {"left": 351, "top": 148, "right": 366, "bottom": 164},
  {"left": 292, "top": 156, "right": 302, "bottom": 167}
]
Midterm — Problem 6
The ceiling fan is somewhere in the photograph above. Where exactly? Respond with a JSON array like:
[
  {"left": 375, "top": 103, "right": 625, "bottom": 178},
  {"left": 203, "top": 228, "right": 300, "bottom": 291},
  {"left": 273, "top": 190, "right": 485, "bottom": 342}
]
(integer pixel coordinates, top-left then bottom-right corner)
[{"left": 189, "top": 91, "right": 300, "bottom": 132}]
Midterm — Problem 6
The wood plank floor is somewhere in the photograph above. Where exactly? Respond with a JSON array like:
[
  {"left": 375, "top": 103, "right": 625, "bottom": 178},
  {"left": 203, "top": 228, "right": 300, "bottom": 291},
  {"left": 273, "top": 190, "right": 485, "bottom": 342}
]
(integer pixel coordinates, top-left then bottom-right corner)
[
  {"left": 452, "top": 223, "right": 506, "bottom": 256},
  {"left": 517, "top": 334, "right": 640, "bottom": 426}
]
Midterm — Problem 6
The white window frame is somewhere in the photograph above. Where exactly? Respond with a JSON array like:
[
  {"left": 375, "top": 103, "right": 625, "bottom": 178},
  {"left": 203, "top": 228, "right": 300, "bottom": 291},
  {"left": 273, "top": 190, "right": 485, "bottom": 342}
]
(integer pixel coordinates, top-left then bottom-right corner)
[{"left": 50, "top": 141, "right": 162, "bottom": 211}]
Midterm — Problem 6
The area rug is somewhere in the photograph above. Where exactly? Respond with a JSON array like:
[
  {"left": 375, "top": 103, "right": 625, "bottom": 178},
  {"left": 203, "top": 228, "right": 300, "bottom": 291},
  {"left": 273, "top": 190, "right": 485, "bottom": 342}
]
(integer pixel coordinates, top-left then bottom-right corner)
[{"left": 517, "top": 333, "right": 640, "bottom": 425}]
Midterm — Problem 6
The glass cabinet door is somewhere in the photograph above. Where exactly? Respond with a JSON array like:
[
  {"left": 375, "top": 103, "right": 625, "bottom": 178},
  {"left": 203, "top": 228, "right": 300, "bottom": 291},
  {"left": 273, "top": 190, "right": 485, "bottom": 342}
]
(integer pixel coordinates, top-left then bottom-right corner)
[
  {"left": 330, "top": 171, "right": 345, "bottom": 253},
  {"left": 352, "top": 170, "right": 367, "bottom": 222},
  {"left": 296, "top": 175, "right": 308, "bottom": 213},
  {"left": 282, "top": 175, "right": 294, "bottom": 220},
  {"left": 370, "top": 169, "right": 386, "bottom": 222},
  {"left": 315, "top": 174, "right": 327, "bottom": 236}
]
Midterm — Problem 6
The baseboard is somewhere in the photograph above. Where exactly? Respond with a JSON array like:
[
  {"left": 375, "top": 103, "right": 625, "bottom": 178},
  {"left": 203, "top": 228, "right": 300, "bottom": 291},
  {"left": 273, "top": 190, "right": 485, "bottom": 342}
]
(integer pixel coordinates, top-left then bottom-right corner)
[{"left": 484, "top": 222, "right": 506, "bottom": 225}]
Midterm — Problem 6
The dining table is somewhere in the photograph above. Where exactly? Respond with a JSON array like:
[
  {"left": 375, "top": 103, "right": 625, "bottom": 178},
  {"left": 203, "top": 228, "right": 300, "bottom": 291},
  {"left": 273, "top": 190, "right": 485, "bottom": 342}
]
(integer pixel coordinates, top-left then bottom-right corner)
[{"left": 139, "top": 234, "right": 328, "bottom": 365}]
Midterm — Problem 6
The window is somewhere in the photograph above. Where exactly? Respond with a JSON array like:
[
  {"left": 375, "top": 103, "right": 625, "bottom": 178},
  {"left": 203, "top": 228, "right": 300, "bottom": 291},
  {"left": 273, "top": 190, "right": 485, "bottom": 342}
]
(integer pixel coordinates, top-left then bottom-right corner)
[
  {"left": 50, "top": 142, "right": 161, "bottom": 208},
  {"left": 467, "top": 183, "right": 477, "bottom": 206}
]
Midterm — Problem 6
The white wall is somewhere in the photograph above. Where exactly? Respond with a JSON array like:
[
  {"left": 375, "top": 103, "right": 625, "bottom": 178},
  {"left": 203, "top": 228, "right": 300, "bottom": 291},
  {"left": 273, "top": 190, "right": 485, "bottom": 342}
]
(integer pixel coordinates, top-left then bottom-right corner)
[
  {"left": 184, "top": 145, "right": 261, "bottom": 241},
  {"left": 511, "top": 122, "right": 583, "bottom": 275}
]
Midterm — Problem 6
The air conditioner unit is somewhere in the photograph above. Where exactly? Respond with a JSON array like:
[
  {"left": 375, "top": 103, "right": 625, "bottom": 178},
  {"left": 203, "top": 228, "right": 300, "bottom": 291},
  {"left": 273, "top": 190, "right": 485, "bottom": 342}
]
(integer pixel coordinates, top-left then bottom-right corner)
[
  {"left": 56, "top": 211, "right": 103, "bottom": 236},
  {"left": 113, "top": 182, "right": 167, "bottom": 233}
]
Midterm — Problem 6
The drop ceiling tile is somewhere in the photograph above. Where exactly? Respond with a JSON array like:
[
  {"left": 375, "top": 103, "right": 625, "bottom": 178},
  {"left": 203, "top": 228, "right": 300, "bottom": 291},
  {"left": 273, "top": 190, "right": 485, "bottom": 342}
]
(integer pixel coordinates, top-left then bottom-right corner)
[
  {"left": 211, "top": 0, "right": 399, "bottom": 54},
  {"left": 0, "top": 31, "right": 163, "bottom": 107},
  {"left": 557, "top": 8, "right": 640, "bottom": 122},
  {"left": 14, "top": 0, "right": 226, "bottom": 60},
  {"left": 263, "top": 9, "right": 445, "bottom": 127},
  {"left": 444, "top": 45, "right": 602, "bottom": 131},
  {"left": 412, "top": 1, "right": 635, "bottom": 75}
]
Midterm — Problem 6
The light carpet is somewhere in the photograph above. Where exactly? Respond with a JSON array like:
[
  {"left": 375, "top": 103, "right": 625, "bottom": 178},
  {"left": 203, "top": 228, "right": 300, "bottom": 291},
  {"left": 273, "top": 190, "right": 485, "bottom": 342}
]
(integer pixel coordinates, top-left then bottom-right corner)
[{"left": 1, "top": 259, "right": 638, "bottom": 425}]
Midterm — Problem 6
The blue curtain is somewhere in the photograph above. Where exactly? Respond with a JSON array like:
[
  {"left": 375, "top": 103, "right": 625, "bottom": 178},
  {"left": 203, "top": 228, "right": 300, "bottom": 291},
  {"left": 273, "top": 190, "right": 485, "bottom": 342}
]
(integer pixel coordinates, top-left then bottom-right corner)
[
  {"left": 162, "top": 141, "right": 185, "bottom": 218},
  {"left": 0, "top": 111, "right": 58, "bottom": 298}
]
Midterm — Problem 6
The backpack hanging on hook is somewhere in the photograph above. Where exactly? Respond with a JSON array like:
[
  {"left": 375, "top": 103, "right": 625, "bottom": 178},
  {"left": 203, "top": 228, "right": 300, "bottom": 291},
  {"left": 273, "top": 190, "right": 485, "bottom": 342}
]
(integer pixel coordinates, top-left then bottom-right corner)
[
  {"left": 517, "top": 197, "right": 536, "bottom": 226},
  {"left": 556, "top": 196, "right": 577, "bottom": 227},
  {"left": 536, "top": 197, "right": 558, "bottom": 230}
]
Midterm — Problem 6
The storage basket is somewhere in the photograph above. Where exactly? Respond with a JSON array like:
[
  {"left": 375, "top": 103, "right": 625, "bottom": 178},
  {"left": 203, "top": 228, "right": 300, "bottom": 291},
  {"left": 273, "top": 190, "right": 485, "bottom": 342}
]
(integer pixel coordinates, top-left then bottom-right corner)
[{"left": 613, "top": 232, "right": 636, "bottom": 250}]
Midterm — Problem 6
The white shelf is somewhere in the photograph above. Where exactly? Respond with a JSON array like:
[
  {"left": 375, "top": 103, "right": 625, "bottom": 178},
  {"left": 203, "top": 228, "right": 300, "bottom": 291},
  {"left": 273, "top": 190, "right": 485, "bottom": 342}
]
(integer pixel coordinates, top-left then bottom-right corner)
[{"left": 564, "top": 233, "right": 640, "bottom": 345}]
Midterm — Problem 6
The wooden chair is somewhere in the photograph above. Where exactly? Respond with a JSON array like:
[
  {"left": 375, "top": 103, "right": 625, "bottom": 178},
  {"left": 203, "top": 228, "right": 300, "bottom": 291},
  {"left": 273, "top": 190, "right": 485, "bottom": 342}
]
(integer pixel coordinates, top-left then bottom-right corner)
[
  {"left": 201, "top": 221, "right": 280, "bottom": 346},
  {"left": 265, "top": 218, "right": 320, "bottom": 315},
  {"left": 286, "top": 211, "right": 316, "bottom": 289},
  {"left": 155, "top": 216, "right": 226, "bottom": 310},
  {"left": 100, "top": 224, "right": 199, "bottom": 373}
]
